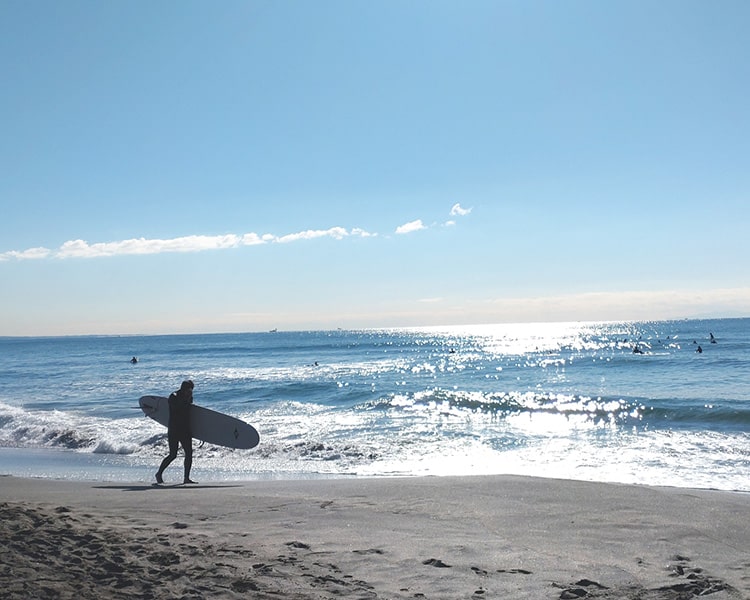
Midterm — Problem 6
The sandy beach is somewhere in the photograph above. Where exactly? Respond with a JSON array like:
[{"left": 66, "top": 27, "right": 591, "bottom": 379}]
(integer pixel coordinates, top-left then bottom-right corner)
[{"left": 1, "top": 474, "right": 749, "bottom": 599}]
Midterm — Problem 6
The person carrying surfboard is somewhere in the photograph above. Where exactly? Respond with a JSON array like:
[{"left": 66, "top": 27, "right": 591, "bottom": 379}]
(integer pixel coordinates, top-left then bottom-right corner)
[{"left": 155, "top": 380, "right": 197, "bottom": 485}]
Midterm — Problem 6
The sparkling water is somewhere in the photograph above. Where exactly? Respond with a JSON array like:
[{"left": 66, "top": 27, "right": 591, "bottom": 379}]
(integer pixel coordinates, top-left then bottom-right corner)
[{"left": 1, "top": 318, "right": 748, "bottom": 489}]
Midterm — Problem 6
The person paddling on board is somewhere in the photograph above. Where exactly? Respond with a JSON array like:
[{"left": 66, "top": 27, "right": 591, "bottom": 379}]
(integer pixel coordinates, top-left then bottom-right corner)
[{"left": 155, "top": 380, "right": 197, "bottom": 485}]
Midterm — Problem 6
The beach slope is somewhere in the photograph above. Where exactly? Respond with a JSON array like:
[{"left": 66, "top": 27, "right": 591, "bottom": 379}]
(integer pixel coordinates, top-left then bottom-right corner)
[{"left": 1, "top": 474, "right": 749, "bottom": 599}]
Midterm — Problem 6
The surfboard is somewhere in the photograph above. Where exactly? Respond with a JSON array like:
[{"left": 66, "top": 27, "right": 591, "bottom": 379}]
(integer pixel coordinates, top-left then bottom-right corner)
[{"left": 139, "top": 395, "right": 260, "bottom": 450}]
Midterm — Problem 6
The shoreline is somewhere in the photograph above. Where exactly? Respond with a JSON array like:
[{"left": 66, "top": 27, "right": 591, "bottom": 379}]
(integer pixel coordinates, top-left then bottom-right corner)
[
  {"left": 2, "top": 474, "right": 749, "bottom": 599},
  {"left": 3, "top": 446, "right": 749, "bottom": 494}
]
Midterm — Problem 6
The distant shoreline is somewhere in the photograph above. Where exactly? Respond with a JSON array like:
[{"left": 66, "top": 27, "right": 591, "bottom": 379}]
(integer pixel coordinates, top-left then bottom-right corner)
[{"left": 2, "top": 314, "right": 748, "bottom": 339}]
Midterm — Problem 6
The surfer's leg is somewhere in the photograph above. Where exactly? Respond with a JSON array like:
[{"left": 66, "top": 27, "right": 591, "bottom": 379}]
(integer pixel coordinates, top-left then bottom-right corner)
[
  {"left": 182, "top": 435, "right": 195, "bottom": 484},
  {"left": 156, "top": 432, "right": 179, "bottom": 483}
]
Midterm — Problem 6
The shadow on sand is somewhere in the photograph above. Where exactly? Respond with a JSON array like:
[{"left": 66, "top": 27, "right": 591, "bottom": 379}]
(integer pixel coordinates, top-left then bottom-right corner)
[{"left": 93, "top": 483, "right": 243, "bottom": 492}]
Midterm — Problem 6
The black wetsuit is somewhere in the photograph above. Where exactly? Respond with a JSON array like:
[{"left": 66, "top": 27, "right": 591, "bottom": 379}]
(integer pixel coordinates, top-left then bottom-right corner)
[{"left": 156, "top": 388, "right": 193, "bottom": 481}]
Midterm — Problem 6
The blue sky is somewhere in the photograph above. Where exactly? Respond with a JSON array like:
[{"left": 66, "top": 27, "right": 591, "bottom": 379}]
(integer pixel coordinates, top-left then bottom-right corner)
[{"left": 1, "top": 0, "right": 749, "bottom": 335}]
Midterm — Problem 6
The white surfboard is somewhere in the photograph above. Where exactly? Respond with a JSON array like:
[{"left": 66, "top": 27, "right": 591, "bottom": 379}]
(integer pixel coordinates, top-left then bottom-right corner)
[{"left": 139, "top": 395, "right": 260, "bottom": 450}]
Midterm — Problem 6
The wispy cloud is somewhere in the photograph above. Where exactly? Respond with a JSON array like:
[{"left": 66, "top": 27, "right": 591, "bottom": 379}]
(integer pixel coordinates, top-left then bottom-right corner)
[
  {"left": 395, "top": 219, "right": 426, "bottom": 235},
  {"left": 0, "top": 227, "right": 375, "bottom": 261},
  {"left": 1, "top": 247, "right": 52, "bottom": 260},
  {"left": 276, "top": 227, "right": 374, "bottom": 244},
  {"left": 1, "top": 205, "right": 468, "bottom": 261},
  {"left": 56, "top": 234, "right": 243, "bottom": 259},
  {"left": 396, "top": 204, "right": 472, "bottom": 234},
  {"left": 450, "top": 203, "right": 472, "bottom": 217}
]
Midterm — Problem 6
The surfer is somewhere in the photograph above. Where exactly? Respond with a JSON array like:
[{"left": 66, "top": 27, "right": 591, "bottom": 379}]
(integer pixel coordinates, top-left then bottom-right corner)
[
  {"left": 155, "top": 380, "right": 197, "bottom": 485},
  {"left": 130, "top": 356, "right": 138, "bottom": 364}
]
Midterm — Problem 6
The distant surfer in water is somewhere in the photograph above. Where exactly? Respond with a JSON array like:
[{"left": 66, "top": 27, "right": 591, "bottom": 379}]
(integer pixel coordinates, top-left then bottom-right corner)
[{"left": 156, "top": 380, "right": 197, "bottom": 485}]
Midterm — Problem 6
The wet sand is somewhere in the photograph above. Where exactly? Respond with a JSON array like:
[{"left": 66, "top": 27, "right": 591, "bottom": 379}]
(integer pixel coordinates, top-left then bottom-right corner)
[{"left": 1, "top": 474, "right": 749, "bottom": 599}]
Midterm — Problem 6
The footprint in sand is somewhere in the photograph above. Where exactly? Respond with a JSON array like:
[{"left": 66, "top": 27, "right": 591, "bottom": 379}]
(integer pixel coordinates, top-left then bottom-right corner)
[
  {"left": 497, "top": 568, "right": 532, "bottom": 575},
  {"left": 422, "top": 558, "right": 451, "bottom": 568},
  {"left": 559, "top": 579, "right": 608, "bottom": 599}
]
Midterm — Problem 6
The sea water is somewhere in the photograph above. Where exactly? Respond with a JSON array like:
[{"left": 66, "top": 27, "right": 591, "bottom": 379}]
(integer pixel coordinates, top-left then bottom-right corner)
[{"left": 1, "top": 318, "right": 749, "bottom": 490}]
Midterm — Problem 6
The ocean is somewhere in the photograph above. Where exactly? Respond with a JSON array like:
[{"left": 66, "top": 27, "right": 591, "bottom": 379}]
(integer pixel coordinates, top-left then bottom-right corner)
[{"left": 1, "top": 318, "right": 749, "bottom": 490}]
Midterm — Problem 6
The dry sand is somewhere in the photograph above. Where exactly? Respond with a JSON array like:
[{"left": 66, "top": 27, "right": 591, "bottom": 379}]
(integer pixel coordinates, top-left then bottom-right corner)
[{"left": 1, "top": 474, "right": 749, "bottom": 599}]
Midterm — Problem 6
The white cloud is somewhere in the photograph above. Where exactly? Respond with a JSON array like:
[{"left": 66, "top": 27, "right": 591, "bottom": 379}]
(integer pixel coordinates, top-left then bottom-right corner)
[
  {"left": 395, "top": 219, "right": 426, "bottom": 235},
  {"left": 275, "top": 227, "right": 374, "bottom": 243},
  {"left": 276, "top": 227, "right": 349, "bottom": 244},
  {"left": 0, "top": 247, "right": 51, "bottom": 261},
  {"left": 56, "top": 234, "right": 243, "bottom": 258},
  {"left": 450, "top": 203, "right": 472, "bottom": 216},
  {"left": 0, "top": 226, "right": 377, "bottom": 261},
  {"left": 241, "top": 233, "right": 269, "bottom": 246}
]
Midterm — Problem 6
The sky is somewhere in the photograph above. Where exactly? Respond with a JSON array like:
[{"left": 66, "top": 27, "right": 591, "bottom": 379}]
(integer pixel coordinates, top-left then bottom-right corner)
[{"left": 1, "top": 0, "right": 749, "bottom": 336}]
